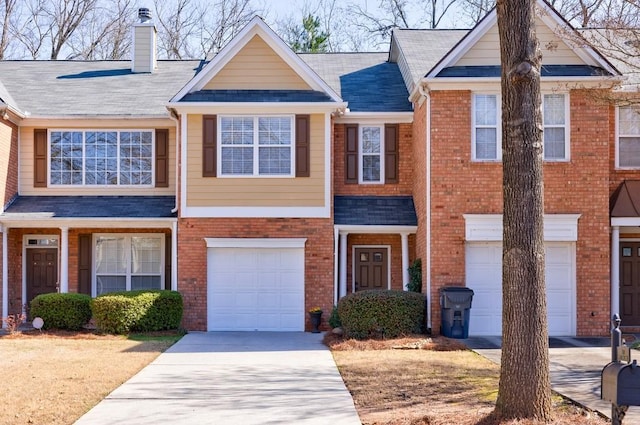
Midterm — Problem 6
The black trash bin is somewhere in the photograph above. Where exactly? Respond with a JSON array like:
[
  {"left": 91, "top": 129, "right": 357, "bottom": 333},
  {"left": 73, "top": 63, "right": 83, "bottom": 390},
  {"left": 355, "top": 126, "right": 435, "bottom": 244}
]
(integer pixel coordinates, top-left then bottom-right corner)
[{"left": 440, "top": 286, "right": 474, "bottom": 339}]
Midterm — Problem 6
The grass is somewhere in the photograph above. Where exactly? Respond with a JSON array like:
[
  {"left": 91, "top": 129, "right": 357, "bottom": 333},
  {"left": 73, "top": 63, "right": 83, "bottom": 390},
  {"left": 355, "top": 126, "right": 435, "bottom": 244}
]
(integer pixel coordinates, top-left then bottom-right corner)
[
  {"left": 0, "top": 330, "right": 180, "bottom": 425},
  {"left": 326, "top": 334, "right": 608, "bottom": 425}
]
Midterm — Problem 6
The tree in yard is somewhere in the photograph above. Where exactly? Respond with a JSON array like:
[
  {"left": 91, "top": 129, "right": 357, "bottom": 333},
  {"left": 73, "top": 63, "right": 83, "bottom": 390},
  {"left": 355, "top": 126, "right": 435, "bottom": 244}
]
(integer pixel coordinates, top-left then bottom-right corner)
[
  {"left": 0, "top": 0, "right": 18, "bottom": 59},
  {"left": 495, "top": 0, "right": 552, "bottom": 421},
  {"left": 286, "top": 14, "right": 329, "bottom": 53}
]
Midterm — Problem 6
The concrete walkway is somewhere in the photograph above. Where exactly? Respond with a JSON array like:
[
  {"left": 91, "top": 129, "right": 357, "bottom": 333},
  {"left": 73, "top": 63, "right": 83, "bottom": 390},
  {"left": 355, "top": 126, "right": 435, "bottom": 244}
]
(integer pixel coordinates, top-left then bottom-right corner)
[
  {"left": 466, "top": 336, "right": 640, "bottom": 422},
  {"left": 74, "top": 332, "right": 361, "bottom": 425}
]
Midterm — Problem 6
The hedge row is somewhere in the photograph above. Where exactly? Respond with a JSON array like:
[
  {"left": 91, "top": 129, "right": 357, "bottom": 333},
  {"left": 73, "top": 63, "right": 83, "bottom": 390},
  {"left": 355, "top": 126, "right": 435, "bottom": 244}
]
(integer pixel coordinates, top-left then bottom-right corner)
[
  {"left": 337, "top": 290, "right": 425, "bottom": 339},
  {"left": 29, "top": 290, "right": 183, "bottom": 334}
]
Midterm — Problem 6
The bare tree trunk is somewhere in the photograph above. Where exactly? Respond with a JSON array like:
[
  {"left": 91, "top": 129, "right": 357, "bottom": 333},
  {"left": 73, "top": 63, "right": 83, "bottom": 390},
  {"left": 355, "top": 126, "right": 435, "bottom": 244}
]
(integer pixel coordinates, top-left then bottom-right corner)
[{"left": 495, "top": 0, "right": 552, "bottom": 420}]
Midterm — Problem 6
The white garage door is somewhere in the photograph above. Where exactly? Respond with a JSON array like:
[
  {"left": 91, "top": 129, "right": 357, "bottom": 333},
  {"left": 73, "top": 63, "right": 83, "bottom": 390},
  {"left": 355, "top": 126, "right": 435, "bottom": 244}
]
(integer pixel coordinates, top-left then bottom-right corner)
[
  {"left": 465, "top": 242, "right": 576, "bottom": 336},
  {"left": 207, "top": 247, "right": 305, "bottom": 331}
]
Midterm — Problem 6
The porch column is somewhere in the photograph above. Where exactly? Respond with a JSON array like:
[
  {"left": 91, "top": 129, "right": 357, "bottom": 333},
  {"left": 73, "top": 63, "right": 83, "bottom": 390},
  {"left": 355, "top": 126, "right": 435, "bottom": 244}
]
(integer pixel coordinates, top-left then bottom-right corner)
[
  {"left": 339, "top": 231, "right": 348, "bottom": 298},
  {"left": 59, "top": 227, "right": 69, "bottom": 293},
  {"left": 401, "top": 232, "right": 410, "bottom": 290},
  {"left": 2, "top": 227, "right": 7, "bottom": 327},
  {"left": 171, "top": 222, "right": 178, "bottom": 291},
  {"left": 611, "top": 226, "right": 620, "bottom": 318}
]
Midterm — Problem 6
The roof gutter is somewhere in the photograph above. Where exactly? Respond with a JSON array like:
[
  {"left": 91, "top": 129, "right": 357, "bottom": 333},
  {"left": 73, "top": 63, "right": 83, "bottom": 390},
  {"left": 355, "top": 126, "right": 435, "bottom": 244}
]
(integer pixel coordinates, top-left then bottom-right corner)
[
  {"left": 0, "top": 104, "right": 26, "bottom": 120},
  {"left": 167, "top": 108, "right": 180, "bottom": 214}
]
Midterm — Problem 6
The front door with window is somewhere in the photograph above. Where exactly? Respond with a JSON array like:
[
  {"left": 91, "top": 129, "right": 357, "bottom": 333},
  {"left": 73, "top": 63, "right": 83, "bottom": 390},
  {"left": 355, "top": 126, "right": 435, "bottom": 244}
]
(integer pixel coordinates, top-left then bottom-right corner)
[
  {"left": 26, "top": 248, "right": 58, "bottom": 306},
  {"left": 621, "top": 242, "right": 640, "bottom": 325},
  {"left": 354, "top": 247, "right": 388, "bottom": 291}
]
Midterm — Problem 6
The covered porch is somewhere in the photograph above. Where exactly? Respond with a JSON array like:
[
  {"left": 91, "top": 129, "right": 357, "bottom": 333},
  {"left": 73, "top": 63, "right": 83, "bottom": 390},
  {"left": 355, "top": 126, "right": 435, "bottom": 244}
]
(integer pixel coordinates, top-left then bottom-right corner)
[
  {"left": 0, "top": 196, "right": 177, "bottom": 320},
  {"left": 333, "top": 195, "right": 417, "bottom": 303}
]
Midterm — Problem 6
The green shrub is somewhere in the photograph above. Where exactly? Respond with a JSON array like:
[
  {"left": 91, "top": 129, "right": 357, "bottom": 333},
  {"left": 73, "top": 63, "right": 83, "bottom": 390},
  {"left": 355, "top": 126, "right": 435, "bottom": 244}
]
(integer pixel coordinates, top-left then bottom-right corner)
[
  {"left": 30, "top": 293, "right": 92, "bottom": 330},
  {"left": 328, "top": 305, "right": 342, "bottom": 328},
  {"left": 337, "top": 290, "right": 425, "bottom": 339},
  {"left": 407, "top": 258, "right": 422, "bottom": 293},
  {"left": 92, "top": 290, "right": 183, "bottom": 334}
]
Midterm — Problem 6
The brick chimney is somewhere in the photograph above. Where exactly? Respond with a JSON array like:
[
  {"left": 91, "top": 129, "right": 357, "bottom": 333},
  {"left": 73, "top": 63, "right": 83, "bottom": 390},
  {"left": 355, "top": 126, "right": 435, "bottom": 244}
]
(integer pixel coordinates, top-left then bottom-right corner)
[{"left": 132, "top": 7, "right": 157, "bottom": 73}]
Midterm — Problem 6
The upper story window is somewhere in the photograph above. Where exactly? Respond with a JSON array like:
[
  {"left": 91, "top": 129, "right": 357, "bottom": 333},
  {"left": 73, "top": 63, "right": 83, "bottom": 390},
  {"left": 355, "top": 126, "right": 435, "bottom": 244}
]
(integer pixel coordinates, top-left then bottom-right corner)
[
  {"left": 617, "top": 105, "right": 640, "bottom": 168},
  {"left": 473, "top": 94, "right": 500, "bottom": 161},
  {"left": 50, "top": 130, "right": 153, "bottom": 186},
  {"left": 543, "top": 94, "right": 568, "bottom": 161},
  {"left": 472, "top": 93, "right": 569, "bottom": 162},
  {"left": 360, "top": 125, "right": 384, "bottom": 183},
  {"left": 219, "top": 116, "right": 293, "bottom": 176}
]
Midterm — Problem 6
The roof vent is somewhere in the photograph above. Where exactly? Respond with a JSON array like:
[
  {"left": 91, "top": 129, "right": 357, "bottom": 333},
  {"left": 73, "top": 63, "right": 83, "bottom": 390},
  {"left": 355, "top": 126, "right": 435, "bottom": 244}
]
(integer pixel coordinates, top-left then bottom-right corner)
[{"left": 138, "top": 7, "right": 152, "bottom": 23}]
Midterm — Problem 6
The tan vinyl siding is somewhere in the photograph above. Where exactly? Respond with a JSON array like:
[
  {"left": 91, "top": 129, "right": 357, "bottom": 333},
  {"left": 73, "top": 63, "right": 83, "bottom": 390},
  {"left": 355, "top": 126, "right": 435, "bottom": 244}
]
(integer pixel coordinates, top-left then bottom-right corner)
[
  {"left": 20, "top": 119, "right": 176, "bottom": 196},
  {"left": 456, "top": 18, "right": 583, "bottom": 66},
  {"left": 203, "top": 35, "right": 311, "bottom": 90},
  {"left": 186, "top": 113, "right": 326, "bottom": 207}
]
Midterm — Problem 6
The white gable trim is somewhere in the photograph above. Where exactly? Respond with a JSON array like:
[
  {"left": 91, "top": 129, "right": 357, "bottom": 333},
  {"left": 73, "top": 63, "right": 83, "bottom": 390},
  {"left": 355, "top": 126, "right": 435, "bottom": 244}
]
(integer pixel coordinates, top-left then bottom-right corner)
[
  {"left": 463, "top": 214, "right": 581, "bottom": 242},
  {"left": 426, "top": 0, "right": 619, "bottom": 79},
  {"left": 171, "top": 16, "right": 342, "bottom": 103}
]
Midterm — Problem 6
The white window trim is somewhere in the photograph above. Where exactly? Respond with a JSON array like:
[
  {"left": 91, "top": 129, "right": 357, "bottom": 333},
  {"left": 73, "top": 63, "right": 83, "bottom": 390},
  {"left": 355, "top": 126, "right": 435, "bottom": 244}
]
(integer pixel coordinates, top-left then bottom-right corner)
[
  {"left": 91, "top": 233, "right": 165, "bottom": 297},
  {"left": 216, "top": 115, "right": 295, "bottom": 178},
  {"left": 543, "top": 93, "right": 570, "bottom": 162},
  {"left": 358, "top": 124, "right": 385, "bottom": 184},
  {"left": 471, "top": 93, "right": 571, "bottom": 162},
  {"left": 472, "top": 93, "right": 502, "bottom": 162},
  {"left": 615, "top": 105, "right": 640, "bottom": 170},
  {"left": 47, "top": 129, "right": 155, "bottom": 187}
]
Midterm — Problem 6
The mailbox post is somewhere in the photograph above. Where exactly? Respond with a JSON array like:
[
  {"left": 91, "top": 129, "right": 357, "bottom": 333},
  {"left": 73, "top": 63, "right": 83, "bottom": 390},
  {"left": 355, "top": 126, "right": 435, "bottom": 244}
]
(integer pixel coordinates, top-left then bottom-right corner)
[{"left": 601, "top": 314, "right": 636, "bottom": 425}]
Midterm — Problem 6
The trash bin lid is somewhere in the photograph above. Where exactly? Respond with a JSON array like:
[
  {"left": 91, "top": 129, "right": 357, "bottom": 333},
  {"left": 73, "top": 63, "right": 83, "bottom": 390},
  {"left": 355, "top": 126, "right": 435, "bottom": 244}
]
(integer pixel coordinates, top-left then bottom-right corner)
[{"left": 441, "top": 286, "right": 474, "bottom": 303}]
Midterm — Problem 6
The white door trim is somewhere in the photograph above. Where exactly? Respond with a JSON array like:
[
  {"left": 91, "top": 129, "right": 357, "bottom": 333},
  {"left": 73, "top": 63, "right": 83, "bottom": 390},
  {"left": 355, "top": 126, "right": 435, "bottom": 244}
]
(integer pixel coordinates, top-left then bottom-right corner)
[{"left": 23, "top": 235, "right": 59, "bottom": 315}]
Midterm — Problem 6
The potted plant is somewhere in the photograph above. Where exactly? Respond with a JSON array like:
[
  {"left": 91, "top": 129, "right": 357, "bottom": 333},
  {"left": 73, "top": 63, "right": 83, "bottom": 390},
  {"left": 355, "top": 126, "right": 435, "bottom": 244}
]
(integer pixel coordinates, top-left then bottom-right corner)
[{"left": 308, "top": 307, "right": 323, "bottom": 333}]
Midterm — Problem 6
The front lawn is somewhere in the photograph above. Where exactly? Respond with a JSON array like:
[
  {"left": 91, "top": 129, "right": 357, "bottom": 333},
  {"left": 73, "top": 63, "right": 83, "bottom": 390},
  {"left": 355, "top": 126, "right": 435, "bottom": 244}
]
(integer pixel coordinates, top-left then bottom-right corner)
[
  {"left": 0, "top": 331, "right": 181, "bottom": 425},
  {"left": 327, "top": 335, "right": 607, "bottom": 425}
]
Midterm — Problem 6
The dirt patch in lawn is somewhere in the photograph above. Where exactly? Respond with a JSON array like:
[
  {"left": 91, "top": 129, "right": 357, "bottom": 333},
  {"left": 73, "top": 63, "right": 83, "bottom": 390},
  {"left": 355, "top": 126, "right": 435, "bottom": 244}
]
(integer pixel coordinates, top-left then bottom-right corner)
[
  {"left": 0, "top": 330, "right": 180, "bottom": 425},
  {"left": 326, "top": 334, "right": 607, "bottom": 425}
]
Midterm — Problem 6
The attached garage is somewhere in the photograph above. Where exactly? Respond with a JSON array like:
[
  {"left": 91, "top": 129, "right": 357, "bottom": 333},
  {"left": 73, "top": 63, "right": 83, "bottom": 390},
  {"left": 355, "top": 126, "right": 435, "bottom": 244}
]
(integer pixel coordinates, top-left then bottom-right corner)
[
  {"left": 463, "top": 214, "right": 579, "bottom": 337},
  {"left": 206, "top": 238, "right": 306, "bottom": 331}
]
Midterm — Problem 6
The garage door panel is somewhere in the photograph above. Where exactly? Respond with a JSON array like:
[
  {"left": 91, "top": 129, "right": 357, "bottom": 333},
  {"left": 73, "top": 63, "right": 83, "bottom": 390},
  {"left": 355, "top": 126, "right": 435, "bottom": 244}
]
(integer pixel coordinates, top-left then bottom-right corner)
[
  {"left": 208, "top": 246, "right": 305, "bottom": 331},
  {"left": 466, "top": 242, "right": 575, "bottom": 336}
]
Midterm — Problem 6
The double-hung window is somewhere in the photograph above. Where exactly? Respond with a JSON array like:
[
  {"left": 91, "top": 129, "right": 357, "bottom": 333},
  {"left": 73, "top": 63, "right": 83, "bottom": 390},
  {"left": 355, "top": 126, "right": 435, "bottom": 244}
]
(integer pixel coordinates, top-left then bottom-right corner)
[
  {"left": 219, "top": 116, "right": 293, "bottom": 176},
  {"left": 94, "top": 234, "right": 163, "bottom": 296},
  {"left": 473, "top": 94, "right": 500, "bottom": 161},
  {"left": 360, "top": 125, "right": 384, "bottom": 183},
  {"left": 49, "top": 130, "right": 153, "bottom": 185},
  {"left": 617, "top": 105, "right": 640, "bottom": 168},
  {"left": 543, "top": 94, "right": 568, "bottom": 161},
  {"left": 473, "top": 93, "right": 568, "bottom": 161}
]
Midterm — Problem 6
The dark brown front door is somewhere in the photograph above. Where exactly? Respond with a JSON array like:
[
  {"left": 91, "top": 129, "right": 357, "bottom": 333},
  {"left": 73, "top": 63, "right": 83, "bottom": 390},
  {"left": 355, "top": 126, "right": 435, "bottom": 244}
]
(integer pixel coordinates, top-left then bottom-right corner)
[
  {"left": 355, "top": 247, "right": 388, "bottom": 291},
  {"left": 27, "top": 248, "right": 58, "bottom": 306},
  {"left": 621, "top": 242, "right": 640, "bottom": 325}
]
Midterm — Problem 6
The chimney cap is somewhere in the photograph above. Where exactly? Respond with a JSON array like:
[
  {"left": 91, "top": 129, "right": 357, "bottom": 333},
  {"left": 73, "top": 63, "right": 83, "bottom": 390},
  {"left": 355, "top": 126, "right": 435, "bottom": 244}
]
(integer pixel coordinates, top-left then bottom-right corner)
[{"left": 138, "top": 7, "right": 152, "bottom": 23}]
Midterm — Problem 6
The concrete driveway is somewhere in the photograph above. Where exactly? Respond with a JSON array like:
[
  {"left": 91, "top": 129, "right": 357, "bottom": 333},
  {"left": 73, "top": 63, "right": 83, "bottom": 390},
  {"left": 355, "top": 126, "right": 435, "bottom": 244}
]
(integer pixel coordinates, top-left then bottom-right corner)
[
  {"left": 75, "top": 332, "right": 361, "bottom": 425},
  {"left": 466, "top": 336, "right": 640, "bottom": 422}
]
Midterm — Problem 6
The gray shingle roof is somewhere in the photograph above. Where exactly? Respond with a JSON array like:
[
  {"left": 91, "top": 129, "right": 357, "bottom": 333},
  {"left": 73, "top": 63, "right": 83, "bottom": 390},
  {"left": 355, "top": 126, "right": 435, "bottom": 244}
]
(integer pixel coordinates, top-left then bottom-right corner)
[
  {"left": 0, "top": 60, "right": 204, "bottom": 117},
  {"left": 180, "top": 89, "right": 334, "bottom": 102},
  {"left": 334, "top": 196, "right": 417, "bottom": 226},
  {"left": 1, "top": 196, "right": 176, "bottom": 218},
  {"left": 300, "top": 53, "right": 412, "bottom": 112},
  {"left": 390, "top": 29, "right": 468, "bottom": 87}
]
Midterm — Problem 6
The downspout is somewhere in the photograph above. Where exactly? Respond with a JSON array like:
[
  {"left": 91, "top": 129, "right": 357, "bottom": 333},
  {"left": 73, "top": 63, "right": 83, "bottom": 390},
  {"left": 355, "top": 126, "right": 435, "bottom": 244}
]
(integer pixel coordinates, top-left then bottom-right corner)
[
  {"left": 168, "top": 108, "right": 180, "bottom": 214},
  {"left": 418, "top": 82, "right": 432, "bottom": 332}
]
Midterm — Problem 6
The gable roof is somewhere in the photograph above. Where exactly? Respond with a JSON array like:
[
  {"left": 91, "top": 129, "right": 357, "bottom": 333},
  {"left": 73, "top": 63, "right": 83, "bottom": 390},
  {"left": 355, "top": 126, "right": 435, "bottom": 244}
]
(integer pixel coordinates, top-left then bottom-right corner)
[
  {"left": 301, "top": 53, "right": 412, "bottom": 112},
  {"left": 171, "top": 16, "right": 342, "bottom": 104},
  {"left": 425, "top": 0, "right": 619, "bottom": 80},
  {"left": 390, "top": 29, "right": 468, "bottom": 92},
  {"left": 0, "top": 60, "right": 202, "bottom": 117}
]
